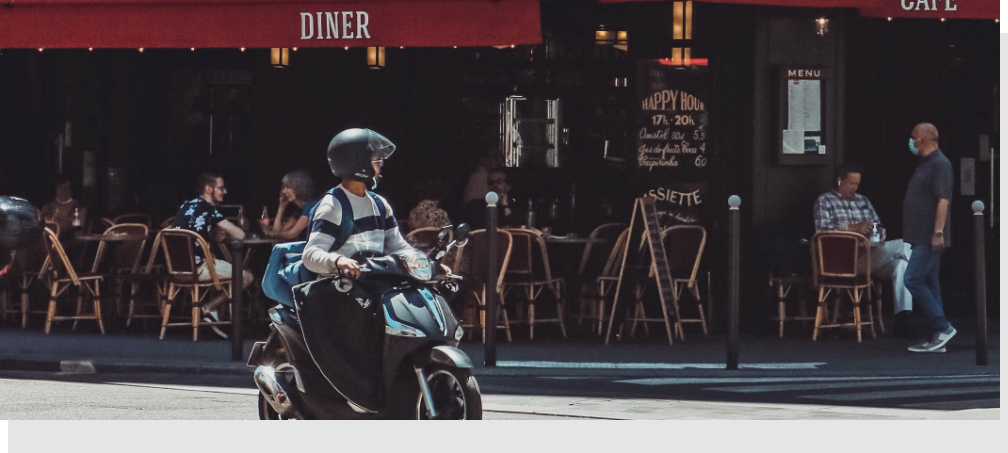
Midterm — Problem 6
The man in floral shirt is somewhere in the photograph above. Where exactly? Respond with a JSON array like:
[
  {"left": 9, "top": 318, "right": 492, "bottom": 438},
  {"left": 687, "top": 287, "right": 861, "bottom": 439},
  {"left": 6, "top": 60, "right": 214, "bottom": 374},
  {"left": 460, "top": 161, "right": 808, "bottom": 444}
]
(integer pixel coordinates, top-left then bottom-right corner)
[{"left": 172, "top": 172, "right": 252, "bottom": 338}]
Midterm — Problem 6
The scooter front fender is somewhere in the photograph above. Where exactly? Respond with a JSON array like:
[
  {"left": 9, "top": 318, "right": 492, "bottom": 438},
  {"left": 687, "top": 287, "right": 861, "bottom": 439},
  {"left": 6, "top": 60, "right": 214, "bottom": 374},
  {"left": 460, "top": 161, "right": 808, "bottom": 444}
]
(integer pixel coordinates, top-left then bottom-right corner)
[{"left": 414, "top": 345, "right": 474, "bottom": 370}]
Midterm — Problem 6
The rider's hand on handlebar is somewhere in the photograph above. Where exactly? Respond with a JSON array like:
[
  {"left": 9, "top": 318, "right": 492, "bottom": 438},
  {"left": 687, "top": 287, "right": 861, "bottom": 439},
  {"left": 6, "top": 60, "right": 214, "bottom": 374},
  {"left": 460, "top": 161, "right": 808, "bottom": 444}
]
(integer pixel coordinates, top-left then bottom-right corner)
[{"left": 336, "top": 256, "right": 361, "bottom": 279}]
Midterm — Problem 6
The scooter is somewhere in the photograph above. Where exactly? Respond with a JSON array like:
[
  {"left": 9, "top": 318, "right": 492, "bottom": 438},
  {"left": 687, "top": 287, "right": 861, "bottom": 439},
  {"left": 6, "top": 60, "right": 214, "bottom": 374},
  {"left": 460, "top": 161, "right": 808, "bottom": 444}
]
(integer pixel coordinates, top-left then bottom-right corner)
[
  {"left": 248, "top": 223, "right": 481, "bottom": 420},
  {"left": 0, "top": 196, "right": 43, "bottom": 273}
]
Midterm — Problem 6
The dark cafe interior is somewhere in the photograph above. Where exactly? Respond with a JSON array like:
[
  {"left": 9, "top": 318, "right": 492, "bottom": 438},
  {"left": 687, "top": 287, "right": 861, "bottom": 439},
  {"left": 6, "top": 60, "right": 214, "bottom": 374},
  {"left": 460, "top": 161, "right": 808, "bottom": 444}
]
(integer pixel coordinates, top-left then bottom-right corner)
[{"left": 0, "top": 0, "right": 998, "bottom": 341}]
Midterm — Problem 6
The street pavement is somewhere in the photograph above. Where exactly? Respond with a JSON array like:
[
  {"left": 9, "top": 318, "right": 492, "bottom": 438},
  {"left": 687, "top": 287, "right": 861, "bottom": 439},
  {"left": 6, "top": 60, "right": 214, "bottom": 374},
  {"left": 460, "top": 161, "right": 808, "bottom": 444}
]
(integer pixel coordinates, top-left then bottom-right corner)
[{"left": 0, "top": 316, "right": 999, "bottom": 420}]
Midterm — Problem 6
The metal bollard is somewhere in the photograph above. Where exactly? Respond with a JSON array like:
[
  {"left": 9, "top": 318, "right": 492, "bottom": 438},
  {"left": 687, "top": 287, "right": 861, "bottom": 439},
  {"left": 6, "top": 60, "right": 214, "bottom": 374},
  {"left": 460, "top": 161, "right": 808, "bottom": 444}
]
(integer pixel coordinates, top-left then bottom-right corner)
[
  {"left": 485, "top": 192, "right": 499, "bottom": 367},
  {"left": 727, "top": 195, "right": 741, "bottom": 370},
  {"left": 230, "top": 239, "right": 245, "bottom": 361},
  {"left": 972, "top": 201, "right": 988, "bottom": 367}
]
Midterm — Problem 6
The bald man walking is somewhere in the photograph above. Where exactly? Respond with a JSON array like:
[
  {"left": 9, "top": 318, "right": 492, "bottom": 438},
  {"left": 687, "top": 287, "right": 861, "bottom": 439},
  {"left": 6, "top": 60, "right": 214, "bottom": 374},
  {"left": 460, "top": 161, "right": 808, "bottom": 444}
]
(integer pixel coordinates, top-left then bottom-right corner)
[{"left": 903, "top": 123, "right": 955, "bottom": 353}]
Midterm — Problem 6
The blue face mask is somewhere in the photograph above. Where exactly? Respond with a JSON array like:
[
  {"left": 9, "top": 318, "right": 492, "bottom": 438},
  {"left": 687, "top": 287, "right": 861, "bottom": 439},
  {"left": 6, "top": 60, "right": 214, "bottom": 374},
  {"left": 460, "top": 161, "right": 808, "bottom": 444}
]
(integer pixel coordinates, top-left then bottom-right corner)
[{"left": 908, "top": 137, "right": 919, "bottom": 155}]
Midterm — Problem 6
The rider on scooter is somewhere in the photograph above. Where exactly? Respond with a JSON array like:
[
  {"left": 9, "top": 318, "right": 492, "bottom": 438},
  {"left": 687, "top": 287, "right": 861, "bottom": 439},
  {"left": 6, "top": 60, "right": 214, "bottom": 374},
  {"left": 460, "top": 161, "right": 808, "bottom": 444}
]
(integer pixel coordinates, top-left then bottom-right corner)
[{"left": 302, "top": 128, "right": 413, "bottom": 279}]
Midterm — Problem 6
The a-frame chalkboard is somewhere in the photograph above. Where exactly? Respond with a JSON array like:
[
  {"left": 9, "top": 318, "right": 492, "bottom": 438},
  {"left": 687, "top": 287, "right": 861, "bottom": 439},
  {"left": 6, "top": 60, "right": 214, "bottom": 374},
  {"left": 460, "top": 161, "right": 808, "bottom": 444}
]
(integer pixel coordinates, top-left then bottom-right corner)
[{"left": 604, "top": 197, "right": 683, "bottom": 346}]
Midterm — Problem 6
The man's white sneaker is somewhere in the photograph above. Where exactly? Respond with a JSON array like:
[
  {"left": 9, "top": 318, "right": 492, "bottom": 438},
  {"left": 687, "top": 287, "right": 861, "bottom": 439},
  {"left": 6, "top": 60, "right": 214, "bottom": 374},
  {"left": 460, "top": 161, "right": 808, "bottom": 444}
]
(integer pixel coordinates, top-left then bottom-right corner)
[
  {"left": 202, "top": 310, "right": 228, "bottom": 339},
  {"left": 907, "top": 342, "right": 946, "bottom": 353},
  {"left": 908, "top": 327, "right": 954, "bottom": 353}
]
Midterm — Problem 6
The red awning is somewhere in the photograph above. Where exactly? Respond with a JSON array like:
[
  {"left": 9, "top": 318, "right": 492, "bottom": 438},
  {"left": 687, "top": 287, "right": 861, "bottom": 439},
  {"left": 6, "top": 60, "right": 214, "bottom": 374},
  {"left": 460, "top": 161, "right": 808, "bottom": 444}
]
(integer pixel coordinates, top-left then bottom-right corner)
[
  {"left": 0, "top": 0, "right": 543, "bottom": 49},
  {"left": 598, "top": 0, "right": 999, "bottom": 20}
]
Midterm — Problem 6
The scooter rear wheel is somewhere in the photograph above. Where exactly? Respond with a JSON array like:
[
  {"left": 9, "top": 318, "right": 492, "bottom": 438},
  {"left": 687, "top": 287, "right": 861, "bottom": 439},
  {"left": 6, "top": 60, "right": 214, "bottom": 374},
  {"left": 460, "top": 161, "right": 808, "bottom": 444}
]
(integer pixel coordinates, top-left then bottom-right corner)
[{"left": 415, "top": 366, "right": 482, "bottom": 420}]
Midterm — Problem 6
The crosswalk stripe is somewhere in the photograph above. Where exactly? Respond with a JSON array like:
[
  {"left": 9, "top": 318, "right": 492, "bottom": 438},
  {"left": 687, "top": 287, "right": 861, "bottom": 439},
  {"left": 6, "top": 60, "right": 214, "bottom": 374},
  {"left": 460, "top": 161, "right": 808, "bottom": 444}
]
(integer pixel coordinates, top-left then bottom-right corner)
[
  {"left": 708, "top": 376, "right": 998, "bottom": 393},
  {"left": 799, "top": 386, "right": 1001, "bottom": 402}
]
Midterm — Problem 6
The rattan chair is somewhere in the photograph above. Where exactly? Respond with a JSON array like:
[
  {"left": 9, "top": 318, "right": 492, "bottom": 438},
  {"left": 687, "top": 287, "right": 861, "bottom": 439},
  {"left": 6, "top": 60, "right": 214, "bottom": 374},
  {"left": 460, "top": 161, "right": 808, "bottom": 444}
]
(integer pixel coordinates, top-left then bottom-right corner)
[
  {"left": 39, "top": 227, "right": 106, "bottom": 334},
  {"left": 501, "top": 228, "right": 567, "bottom": 340},
  {"left": 575, "top": 224, "right": 627, "bottom": 333},
  {"left": 661, "top": 225, "right": 708, "bottom": 336},
  {"left": 156, "top": 228, "right": 232, "bottom": 341},
  {"left": 1, "top": 235, "right": 51, "bottom": 327},
  {"left": 112, "top": 213, "right": 153, "bottom": 227},
  {"left": 86, "top": 223, "right": 152, "bottom": 325},
  {"left": 453, "top": 229, "right": 513, "bottom": 343},
  {"left": 810, "top": 231, "right": 877, "bottom": 342}
]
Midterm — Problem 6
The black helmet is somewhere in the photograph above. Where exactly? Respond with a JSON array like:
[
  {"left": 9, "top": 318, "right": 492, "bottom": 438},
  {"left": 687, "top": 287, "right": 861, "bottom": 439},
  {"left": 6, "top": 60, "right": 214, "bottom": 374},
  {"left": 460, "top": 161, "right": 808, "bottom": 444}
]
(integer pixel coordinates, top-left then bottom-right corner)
[
  {"left": 327, "top": 128, "right": 396, "bottom": 190},
  {"left": 0, "top": 196, "right": 42, "bottom": 251}
]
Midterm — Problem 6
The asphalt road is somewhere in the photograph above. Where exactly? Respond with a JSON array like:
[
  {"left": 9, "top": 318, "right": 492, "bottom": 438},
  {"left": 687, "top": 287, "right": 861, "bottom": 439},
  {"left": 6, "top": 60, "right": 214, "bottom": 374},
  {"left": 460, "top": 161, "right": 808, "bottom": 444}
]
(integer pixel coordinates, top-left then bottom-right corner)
[
  {"left": 0, "top": 368, "right": 998, "bottom": 420},
  {"left": 0, "top": 371, "right": 599, "bottom": 420}
]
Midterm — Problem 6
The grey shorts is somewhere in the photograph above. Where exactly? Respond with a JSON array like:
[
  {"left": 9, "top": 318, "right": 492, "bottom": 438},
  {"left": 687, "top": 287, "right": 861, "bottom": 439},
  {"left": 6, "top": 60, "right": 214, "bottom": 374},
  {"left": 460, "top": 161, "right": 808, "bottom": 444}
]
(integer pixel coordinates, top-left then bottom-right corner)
[{"left": 197, "top": 258, "right": 233, "bottom": 281}]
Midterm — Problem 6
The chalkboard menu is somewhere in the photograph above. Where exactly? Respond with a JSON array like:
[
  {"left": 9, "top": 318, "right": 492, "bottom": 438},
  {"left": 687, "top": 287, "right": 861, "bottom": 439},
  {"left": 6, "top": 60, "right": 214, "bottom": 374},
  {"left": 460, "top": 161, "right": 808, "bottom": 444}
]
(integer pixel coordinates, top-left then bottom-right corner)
[{"left": 634, "top": 61, "right": 711, "bottom": 227}]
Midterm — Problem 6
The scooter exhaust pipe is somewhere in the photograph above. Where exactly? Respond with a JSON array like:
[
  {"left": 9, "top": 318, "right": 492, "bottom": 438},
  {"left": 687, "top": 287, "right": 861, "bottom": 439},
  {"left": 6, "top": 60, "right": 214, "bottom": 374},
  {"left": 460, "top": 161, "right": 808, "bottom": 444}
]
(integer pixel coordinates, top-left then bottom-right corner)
[{"left": 254, "top": 365, "right": 295, "bottom": 416}]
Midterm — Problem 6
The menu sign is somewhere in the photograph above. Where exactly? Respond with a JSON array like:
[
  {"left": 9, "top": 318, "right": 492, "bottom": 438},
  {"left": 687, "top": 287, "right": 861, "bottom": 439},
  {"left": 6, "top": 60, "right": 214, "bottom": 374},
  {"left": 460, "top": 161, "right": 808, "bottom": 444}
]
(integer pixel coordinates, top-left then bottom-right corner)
[{"left": 634, "top": 61, "right": 711, "bottom": 227}]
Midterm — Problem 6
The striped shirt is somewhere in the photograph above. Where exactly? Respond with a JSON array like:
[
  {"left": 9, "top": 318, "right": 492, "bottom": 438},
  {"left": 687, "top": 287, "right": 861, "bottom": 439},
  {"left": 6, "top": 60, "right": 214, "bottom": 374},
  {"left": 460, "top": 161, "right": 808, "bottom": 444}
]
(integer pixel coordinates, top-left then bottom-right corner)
[
  {"left": 303, "top": 185, "right": 412, "bottom": 275},
  {"left": 813, "top": 190, "right": 881, "bottom": 232}
]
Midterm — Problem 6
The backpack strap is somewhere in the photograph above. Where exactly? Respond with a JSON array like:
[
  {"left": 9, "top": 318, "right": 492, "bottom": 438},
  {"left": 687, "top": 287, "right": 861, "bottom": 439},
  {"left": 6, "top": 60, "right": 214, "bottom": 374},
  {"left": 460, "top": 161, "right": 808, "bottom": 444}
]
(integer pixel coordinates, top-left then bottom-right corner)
[
  {"left": 366, "top": 191, "right": 388, "bottom": 230},
  {"left": 326, "top": 187, "right": 356, "bottom": 252}
]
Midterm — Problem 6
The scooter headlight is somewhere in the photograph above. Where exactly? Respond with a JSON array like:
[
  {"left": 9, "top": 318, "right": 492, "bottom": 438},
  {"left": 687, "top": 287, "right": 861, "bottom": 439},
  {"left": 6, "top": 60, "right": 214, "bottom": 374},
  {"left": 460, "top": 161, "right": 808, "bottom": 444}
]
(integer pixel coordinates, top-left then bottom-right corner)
[{"left": 399, "top": 249, "right": 433, "bottom": 281}]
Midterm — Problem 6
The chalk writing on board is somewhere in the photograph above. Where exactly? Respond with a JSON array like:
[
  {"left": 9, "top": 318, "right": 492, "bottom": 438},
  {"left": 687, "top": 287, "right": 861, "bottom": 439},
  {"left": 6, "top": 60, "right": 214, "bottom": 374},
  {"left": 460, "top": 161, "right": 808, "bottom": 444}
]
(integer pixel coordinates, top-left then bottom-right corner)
[{"left": 634, "top": 61, "right": 711, "bottom": 228}]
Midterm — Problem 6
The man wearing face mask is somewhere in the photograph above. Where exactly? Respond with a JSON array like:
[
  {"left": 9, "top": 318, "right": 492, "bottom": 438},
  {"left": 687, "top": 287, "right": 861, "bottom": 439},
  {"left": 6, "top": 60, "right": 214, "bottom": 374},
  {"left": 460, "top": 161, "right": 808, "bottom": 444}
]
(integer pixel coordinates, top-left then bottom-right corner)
[
  {"left": 903, "top": 123, "right": 954, "bottom": 353},
  {"left": 813, "top": 163, "right": 914, "bottom": 337}
]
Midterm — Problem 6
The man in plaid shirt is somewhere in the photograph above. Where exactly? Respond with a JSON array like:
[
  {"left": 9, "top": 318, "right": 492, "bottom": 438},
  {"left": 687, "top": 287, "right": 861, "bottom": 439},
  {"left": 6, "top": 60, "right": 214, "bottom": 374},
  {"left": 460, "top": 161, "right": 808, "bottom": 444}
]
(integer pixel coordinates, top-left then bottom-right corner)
[{"left": 814, "top": 163, "right": 915, "bottom": 337}]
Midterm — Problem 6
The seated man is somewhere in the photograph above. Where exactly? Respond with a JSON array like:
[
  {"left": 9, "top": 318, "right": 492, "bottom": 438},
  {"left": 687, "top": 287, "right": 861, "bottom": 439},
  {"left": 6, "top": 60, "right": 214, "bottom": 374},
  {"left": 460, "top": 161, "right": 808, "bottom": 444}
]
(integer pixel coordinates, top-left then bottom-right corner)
[
  {"left": 813, "top": 163, "right": 914, "bottom": 337},
  {"left": 40, "top": 178, "right": 88, "bottom": 236},
  {"left": 172, "top": 172, "right": 253, "bottom": 338},
  {"left": 462, "top": 169, "right": 516, "bottom": 230}
]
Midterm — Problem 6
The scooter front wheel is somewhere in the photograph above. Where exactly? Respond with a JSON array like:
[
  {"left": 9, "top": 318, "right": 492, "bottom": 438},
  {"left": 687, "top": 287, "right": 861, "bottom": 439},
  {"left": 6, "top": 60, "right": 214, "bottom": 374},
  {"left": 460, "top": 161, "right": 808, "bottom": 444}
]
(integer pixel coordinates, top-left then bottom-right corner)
[{"left": 415, "top": 366, "right": 482, "bottom": 420}]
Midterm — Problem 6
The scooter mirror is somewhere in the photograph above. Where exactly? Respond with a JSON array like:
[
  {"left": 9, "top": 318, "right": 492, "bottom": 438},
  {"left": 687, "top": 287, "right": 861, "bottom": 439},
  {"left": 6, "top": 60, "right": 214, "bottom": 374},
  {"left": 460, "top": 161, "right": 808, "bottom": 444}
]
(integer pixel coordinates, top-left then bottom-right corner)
[{"left": 454, "top": 223, "right": 471, "bottom": 243}]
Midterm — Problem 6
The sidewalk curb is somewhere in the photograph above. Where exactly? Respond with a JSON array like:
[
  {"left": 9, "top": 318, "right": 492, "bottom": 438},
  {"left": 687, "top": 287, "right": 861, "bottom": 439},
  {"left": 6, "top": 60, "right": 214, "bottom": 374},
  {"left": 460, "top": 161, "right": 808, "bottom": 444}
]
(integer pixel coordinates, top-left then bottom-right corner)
[
  {"left": 2, "top": 355, "right": 999, "bottom": 379},
  {"left": 1, "top": 357, "right": 252, "bottom": 376}
]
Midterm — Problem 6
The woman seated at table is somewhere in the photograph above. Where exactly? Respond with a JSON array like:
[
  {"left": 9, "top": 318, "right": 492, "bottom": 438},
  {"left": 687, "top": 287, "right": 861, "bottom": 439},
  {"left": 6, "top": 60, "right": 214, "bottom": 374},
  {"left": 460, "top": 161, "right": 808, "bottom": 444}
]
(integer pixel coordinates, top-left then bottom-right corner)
[{"left": 265, "top": 169, "right": 319, "bottom": 241}]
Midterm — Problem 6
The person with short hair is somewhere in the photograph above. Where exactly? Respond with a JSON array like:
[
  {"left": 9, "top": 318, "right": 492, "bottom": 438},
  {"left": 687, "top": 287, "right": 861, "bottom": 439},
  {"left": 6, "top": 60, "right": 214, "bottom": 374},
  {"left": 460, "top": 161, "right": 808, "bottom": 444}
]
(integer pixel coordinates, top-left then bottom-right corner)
[
  {"left": 172, "top": 172, "right": 253, "bottom": 338},
  {"left": 813, "top": 162, "right": 914, "bottom": 337},
  {"left": 266, "top": 169, "right": 319, "bottom": 241},
  {"left": 462, "top": 169, "right": 516, "bottom": 230},
  {"left": 407, "top": 179, "right": 452, "bottom": 231},
  {"left": 903, "top": 122, "right": 955, "bottom": 353},
  {"left": 40, "top": 178, "right": 88, "bottom": 236},
  {"left": 462, "top": 148, "right": 504, "bottom": 206}
]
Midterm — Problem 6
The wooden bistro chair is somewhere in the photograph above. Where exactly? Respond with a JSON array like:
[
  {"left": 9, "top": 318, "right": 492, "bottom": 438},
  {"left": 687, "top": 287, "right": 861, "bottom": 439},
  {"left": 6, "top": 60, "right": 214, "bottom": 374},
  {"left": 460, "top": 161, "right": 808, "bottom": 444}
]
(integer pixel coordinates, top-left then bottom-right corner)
[
  {"left": 810, "top": 231, "right": 877, "bottom": 343},
  {"left": 574, "top": 224, "right": 627, "bottom": 333},
  {"left": 124, "top": 229, "right": 171, "bottom": 330},
  {"left": 112, "top": 213, "right": 153, "bottom": 227},
  {"left": 1, "top": 235, "right": 51, "bottom": 328},
  {"left": 89, "top": 223, "right": 150, "bottom": 322},
  {"left": 501, "top": 229, "right": 567, "bottom": 340},
  {"left": 157, "top": 229, "right": 232, "bottom": 341},
  {"left": 454, "top": 229, "right": 513, "bottom": 343},
  {"left": 39, "top": 227, "right": 106, "bottom": 334},
  {"left": 661, "top": 225, "right": 709, "bottom": 336}
]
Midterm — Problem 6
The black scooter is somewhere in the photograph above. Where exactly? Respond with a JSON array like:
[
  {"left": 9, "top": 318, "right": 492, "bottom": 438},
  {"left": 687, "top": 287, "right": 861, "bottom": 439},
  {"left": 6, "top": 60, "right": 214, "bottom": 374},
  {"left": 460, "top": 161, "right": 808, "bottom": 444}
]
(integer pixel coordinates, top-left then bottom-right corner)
[{"left": 248, "top": 224, "right": 480, "bottom": 420}]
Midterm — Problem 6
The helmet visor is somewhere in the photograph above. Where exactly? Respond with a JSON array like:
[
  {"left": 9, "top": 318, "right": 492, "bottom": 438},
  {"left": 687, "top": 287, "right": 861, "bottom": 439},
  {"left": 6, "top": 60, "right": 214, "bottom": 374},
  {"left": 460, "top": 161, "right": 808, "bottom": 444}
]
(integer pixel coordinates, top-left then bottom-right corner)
[{"left": 367, "top": 130, "right": 396, "bottom": 160}]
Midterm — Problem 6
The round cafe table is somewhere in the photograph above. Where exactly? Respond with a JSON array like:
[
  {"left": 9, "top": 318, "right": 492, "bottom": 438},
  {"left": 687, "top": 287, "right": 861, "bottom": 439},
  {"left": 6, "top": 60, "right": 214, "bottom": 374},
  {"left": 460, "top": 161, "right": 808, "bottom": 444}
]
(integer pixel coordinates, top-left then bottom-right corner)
[
  {"left": 543, "top": 235, "right": 608, "bottom": 245},
  {"left": 542, "top": 235, "right": 610, "bottom": 329}
]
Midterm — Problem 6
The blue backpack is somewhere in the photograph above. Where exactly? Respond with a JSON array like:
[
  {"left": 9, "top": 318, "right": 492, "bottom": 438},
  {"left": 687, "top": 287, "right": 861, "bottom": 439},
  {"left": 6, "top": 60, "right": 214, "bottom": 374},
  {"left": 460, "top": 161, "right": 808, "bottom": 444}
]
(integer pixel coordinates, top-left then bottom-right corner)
[{"left": 261, "top": 187, "right": 387, "bottom": 307}]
